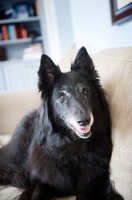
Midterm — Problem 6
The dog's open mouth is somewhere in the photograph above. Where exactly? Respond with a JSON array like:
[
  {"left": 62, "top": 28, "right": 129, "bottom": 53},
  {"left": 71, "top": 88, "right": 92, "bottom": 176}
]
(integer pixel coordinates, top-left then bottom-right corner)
[
  {"left": 62, "top": 117, "right": 92, "bottom": 139},
  {"left": 69, "top": 123, "right": 91, "bottom": 139}
]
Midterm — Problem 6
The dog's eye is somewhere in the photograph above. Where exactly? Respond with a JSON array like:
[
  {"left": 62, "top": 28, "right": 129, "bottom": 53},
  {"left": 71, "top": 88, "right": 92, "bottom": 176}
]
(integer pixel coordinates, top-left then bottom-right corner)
[
  {"left": 59, "top": 93, "right": 66, "bottom": 102},
  {"left": 82, "top": 88, "right": 89, "bottom": 95}
]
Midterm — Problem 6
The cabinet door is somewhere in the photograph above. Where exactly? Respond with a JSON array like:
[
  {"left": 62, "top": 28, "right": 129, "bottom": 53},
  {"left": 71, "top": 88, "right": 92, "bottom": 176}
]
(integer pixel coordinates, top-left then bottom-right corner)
[
  {"left": 3, "top": 60, "right": 39, "bottom": 91},
  {"left": 0, "top": 65, "right": 6, "bottom": 92},
  {"left": 25, "top": 60, "right": 39, "bottom": 88}
]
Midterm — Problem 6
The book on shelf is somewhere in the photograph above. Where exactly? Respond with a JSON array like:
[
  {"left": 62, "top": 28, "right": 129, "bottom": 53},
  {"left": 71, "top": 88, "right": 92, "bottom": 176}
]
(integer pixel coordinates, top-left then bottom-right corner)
[
  {"left": 0, "top": 26, "right": 3, "bottom": 40},
  {"left": 7, "top": 25, "right": 16, "bottom": 40},
  {"left": 19, "top": 24, "right": 27, "bottom": 39},
  {"left": 15, "top": 24, "right": 20, "bottom": 38},
  {"left": 23, "top": 43, "right": 43, "bottom": 60},
  {"left": 0, "top": 24, "right": 28, "bottom": 41},
  {"left": 7, "top": 25, "right": 12, "bottom": 40},
  {"left": 22, "top": 28, "right": 28, "bottom": 38},
  {"left": 0, "top": 48, "right": 7, "bottom": 61},
  {"left": 2, "top": 25, "right": 8, "bottom": 40},
  {"left": 34, "top": 0, "right": 39, "bottom": 16}
]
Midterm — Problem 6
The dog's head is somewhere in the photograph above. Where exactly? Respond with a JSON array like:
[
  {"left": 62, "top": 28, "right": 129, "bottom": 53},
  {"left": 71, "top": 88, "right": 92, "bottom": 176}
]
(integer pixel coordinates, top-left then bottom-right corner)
[{"left": 38, "top": 47, "right": 108, "bottom": 139}]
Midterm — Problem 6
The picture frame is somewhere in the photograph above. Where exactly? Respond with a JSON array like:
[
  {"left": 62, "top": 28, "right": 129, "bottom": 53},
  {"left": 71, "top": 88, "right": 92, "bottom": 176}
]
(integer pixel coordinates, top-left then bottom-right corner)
[{"left": 110, "top": 0, "right": 132, "bottom": 25}]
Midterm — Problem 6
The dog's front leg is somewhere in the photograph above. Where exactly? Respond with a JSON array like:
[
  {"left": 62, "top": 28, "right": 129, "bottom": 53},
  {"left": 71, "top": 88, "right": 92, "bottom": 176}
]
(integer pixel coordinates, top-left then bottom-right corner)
[
  {"left": 76, "top": 184, "right": 124, "bottom": 200},
  {"left": 76, "top": 190, "right": 124, "bottom": 200},
  {"left": 76, "top": 191, "right": 93, "bottom": 200},
  {"left": 19, "top": 184, "right": 54, "bottom": 200},
  {"left": 31, "top": 183, "right": 54, "bottom": 200}
]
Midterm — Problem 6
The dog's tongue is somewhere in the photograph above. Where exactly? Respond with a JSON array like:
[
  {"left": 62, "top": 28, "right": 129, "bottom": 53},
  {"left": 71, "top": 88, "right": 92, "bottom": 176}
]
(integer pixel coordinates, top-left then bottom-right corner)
[{"left": 79, "top": 126, "right": 91, "bottom": 134}]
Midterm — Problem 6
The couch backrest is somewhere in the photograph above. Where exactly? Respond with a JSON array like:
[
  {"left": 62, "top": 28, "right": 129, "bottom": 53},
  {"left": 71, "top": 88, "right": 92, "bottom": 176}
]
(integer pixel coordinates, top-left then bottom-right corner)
[
  {"left": 60, "top": 46, "right": 132, "bottom": 199},
  {"left": 92, "top": 47, "right": 132, "bottom": 200},
  {"left": 0, "top": 88, "right": 41, "bottom": 135}
]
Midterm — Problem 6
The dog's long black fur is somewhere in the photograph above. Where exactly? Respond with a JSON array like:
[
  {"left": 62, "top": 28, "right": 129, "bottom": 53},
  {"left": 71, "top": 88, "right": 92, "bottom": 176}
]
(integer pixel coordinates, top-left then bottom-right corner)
[{"left": 0, "top": 47, "right": 123, "bottom": 200}]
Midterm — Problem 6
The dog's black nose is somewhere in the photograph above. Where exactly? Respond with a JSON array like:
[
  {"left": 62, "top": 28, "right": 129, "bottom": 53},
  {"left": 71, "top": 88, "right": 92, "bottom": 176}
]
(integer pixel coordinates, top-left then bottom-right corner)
[{"left": 77, "top": 118, "right": 90, "bottom": 126}]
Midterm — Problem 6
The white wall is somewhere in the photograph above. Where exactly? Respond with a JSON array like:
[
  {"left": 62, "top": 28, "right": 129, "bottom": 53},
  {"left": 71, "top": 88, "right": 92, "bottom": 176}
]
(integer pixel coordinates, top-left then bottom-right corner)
[
  {"left": 69, "top": 0, "right": 132, "bottom": 53},
  {"left": 42, "top": 0, "right": 74, "bottom": 63},
  {"left": 54, "top": 0, "right": 74, "bottom": 55}
]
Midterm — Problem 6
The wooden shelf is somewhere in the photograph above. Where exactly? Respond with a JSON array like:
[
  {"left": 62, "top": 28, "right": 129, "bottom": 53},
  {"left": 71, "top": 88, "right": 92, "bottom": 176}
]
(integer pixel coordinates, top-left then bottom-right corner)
[
  {"left": 0, "top": 36, "right": 42, "bottom": 46},
  {"left": 0, "top": 17, "right": 40, "bottom": 25}
]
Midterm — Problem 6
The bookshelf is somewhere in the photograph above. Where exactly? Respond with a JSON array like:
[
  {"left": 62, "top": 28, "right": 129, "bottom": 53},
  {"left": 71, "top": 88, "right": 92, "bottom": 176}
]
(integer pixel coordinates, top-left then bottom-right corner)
[
  {"left": 0, "top": 16, "right": 40, "bottom": 25},
  {"left": 0, "top": 0, "right": 45, "bottom": 60},
  {"left": 0, "top": 0, "right": 49, "bottom": 92},
  {"left": 0, "top": 36, "right": 42, "bottom": 46}
]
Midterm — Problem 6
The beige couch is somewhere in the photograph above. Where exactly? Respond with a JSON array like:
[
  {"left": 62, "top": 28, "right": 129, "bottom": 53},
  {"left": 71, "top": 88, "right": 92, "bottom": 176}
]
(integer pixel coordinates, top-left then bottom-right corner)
[{"left": 0, "top": 46, "right": 132, "bottom": 200}]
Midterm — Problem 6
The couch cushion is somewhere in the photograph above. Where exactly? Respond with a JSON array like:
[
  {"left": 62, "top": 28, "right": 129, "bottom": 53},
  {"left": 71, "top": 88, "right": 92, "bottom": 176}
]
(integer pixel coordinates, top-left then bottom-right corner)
[{"left": 92, "top": 47, "right": 132, "bottom": 200}]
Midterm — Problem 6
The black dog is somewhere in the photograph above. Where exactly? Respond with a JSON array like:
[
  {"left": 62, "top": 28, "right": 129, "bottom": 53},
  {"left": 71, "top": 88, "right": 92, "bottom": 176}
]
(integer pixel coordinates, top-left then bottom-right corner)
[{"left": 0, "top": 47, "right": 123, "bottom": 200}]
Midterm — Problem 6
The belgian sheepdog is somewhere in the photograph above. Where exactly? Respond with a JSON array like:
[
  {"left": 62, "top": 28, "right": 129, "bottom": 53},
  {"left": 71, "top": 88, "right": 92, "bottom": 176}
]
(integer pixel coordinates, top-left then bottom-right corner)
[{"left": 0, "top": 47, "right": 123, "bottom": 200}]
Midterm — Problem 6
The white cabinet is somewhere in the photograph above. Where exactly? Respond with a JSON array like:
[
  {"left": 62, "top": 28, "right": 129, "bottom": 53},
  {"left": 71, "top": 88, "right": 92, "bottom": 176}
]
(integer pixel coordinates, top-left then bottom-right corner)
[
  {"left": 0, "top": 60, "right": 39, "bottom": 92},
  {"left": 0, "top": 0, "right": 49, "bottom": 92},
  {"left": 0, "top": 65, "right": 6, "bottom": 92}
]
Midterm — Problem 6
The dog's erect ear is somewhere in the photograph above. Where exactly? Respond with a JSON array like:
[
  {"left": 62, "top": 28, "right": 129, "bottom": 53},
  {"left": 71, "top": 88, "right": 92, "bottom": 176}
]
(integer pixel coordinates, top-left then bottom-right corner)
[
  {"left": 71, "top": 47, "right": 94, "bottom": 73},
  {"left": 38, "top": 54, "right": 61, "bottom": 91}
]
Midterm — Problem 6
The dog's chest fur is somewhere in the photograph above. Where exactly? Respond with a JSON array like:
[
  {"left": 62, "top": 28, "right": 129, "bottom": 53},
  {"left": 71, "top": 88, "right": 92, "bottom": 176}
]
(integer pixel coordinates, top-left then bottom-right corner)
[{"left": 27, "top": 135, "right": 107, "bottom": 196}]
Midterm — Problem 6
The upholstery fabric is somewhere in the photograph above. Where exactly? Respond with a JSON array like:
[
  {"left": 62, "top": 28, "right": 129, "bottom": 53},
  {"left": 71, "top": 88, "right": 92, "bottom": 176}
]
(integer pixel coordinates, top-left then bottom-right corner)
[
  {"left": 92, "top": 47, "right": 132, "bottom": 200},
  {"left": 0, "top": 88, "right": 41, "bottom": 135}
]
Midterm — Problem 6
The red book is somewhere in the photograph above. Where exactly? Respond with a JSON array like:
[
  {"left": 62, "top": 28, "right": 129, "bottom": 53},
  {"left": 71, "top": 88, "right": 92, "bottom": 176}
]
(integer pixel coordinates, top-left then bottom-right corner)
[
  {"left": 19, "top": 24, "right": 24, "bottom": 38},
  {"left": 15, "top": 25, "right": 20, "bottom": 38}
]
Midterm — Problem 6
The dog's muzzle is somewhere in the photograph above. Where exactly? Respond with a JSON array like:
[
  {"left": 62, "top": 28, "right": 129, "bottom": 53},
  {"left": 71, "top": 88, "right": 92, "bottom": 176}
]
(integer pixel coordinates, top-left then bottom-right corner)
[{"left": 63, "top": 113, "right": 94, "bottom": 139}]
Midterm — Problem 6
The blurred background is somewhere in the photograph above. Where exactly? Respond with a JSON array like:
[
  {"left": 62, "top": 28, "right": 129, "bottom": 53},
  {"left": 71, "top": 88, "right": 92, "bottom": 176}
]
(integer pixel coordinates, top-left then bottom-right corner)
[{"left": 0, "top": 0, "right": 132, "bottom": 92}]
